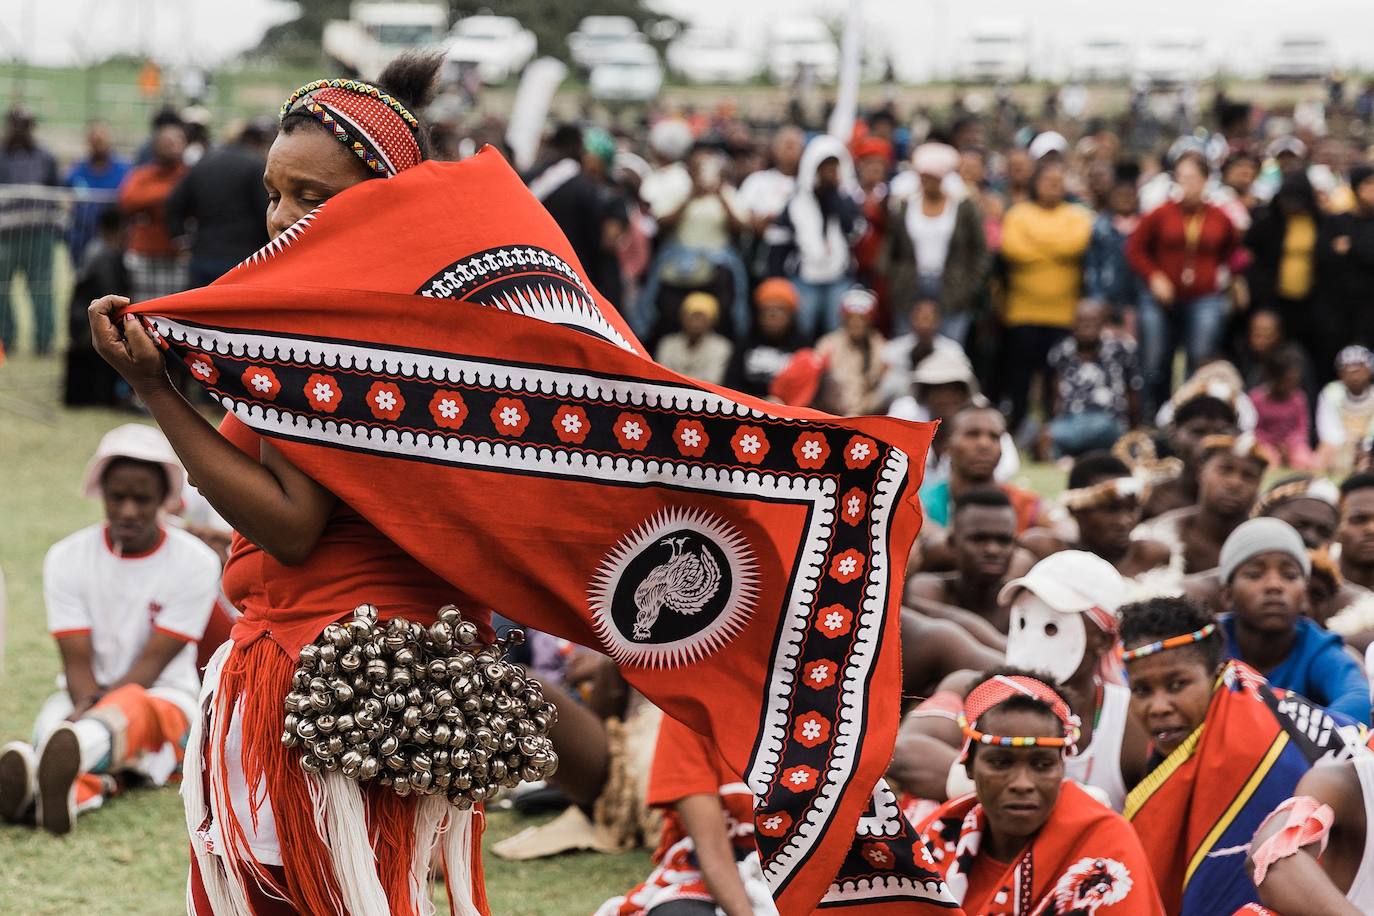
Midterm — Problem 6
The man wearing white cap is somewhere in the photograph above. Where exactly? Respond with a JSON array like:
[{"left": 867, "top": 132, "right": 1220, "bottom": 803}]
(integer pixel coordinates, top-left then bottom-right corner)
[
  {"left": 891, "top": 551, "right": 1148, "bottom": 814},
  {"left": 0, "top": 423, "right": 220, "bottom": 833}
]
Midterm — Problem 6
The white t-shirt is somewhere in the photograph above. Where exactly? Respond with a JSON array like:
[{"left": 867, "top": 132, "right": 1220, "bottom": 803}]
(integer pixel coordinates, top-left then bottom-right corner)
[
  {"left": 907, "top": 200, "right": 958, "bottom": 279},
  {"left": 44, "top": 524, "right": 220, "bottom": 700}
]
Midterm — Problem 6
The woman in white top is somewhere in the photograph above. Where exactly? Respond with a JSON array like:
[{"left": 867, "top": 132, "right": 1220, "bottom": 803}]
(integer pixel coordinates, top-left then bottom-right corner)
[{"left": 1249, "top": 757, "right": 1374, "bottom": 914}]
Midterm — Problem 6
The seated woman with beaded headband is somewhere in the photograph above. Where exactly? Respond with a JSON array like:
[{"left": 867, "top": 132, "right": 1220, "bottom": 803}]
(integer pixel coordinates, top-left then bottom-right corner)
[
  {"left": 1120, "top": 596, "right": 1370, "bottom": 915},
  {"left": 915, "top": 668, "right": 1162, "bottom": 915},
  {"left": 85, "top": 55, "right": 502, "bottom": 915}
]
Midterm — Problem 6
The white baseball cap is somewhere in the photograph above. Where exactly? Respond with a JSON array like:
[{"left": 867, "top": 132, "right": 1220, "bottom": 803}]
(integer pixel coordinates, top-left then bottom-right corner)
[
  {"left": 81, "top": 423, "right": 185, "bottom": 512},
  {"left": 1028, "top": 131, "right": 1069, "bottom": 161},
  {"left": 998, "top": 550, "right": 1125, "bottom": 625}
]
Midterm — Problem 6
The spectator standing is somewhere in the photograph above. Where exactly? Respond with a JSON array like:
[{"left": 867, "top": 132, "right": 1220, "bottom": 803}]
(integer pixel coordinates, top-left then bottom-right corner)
[
  {"left": 1246, "top": 171, "right": 1326, "bottom": 370},
  {"left": 1250, "top": 346, "right": 1316, "bottom": 470},
  {"left": 1127, "top": 151, "right": 1240, "bottom": 412},
  {"left": 654, "top": 292, "right": 733, "bottom": 386},
  {"left": 65, "top": 122, "right": 131, "bottom": 264},
  {"left": 850, "top": 135, "right": 893, "bottom": 316},
  {"left": 736, "top": 125, "right": 803, "bottom": 236},
  {"left": 1318, "top": 163, "right": 1374, "bottom": 352},
  {"left": 814, "top": 288, "right": 886, "bottom": 416},
  {"left": 1317, "top": 346, "right": 1374, "bottom": 475},
  {"left": 1046, "top": 300, "right": 1142, "bottom": 458},
  {"left": 998, "top": 160, "right": 1093, "bottom": 433},
  {"left": 526, "top": 124, "right": 604, "bottom": 292},
  {"left": 766, "top": 135, "right": 862, "bottom": 339},
  {"left": 882, "top": 142, "right": 988, "bottom": 343},
  {"left": 724, "top": 278, "right": 806, "bottom": 398},
  {"left": 1083, "top": 172, "right": 1141, "bottom": 324},
  {"left": 63, "top": 209, "right": 128, "bottom": 407},
  {"left": 119, "top": 123, "right": 188, "bottom": 302},
  {"left": 165, "top": 122, "right": 270, "bottom": 289},
  {"left": 0, "top": 105, "right": 62, "bottom": 355}
]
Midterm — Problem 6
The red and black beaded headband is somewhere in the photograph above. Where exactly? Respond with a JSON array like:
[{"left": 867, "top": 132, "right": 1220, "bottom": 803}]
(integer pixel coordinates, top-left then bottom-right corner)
[
  {"left": 279, "top": 78, "right": 423, "bottom": 177},
  {"left": 957, "top": 674, "right": 1081, "bottom": 759}
]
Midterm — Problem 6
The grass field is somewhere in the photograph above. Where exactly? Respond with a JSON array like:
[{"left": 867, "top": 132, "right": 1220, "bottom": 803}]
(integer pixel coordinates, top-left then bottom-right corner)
[{"left": 0, "top": 353, "right": 651, "bottom": 915}]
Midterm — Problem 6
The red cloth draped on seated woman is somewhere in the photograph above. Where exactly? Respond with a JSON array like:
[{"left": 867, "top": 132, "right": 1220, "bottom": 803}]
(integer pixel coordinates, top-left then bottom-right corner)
[
  {"left": 918, "top": 781, "right": 1160, "bottom": 915},
  {"left": 129, "top": 148, "right": 947, "bottom": 914}
]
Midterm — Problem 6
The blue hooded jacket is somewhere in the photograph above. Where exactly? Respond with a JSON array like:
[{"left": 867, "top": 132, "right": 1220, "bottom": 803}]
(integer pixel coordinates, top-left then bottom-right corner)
[{"left": 1221, "top": 613, "right": 1372, "bottom": 725}]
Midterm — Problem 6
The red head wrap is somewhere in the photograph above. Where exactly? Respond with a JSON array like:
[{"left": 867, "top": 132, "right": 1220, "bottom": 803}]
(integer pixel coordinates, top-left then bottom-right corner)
[
  {"left": 280, "top": 78, "right": 423, "bottom": 177},
  {"left": 959, "top": 674, "right": 1081, "bottom": 759}
]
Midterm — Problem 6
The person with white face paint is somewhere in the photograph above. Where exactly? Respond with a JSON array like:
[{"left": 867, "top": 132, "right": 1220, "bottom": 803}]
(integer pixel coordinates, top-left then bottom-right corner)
[{"left": 889, "top": 551, "right": 1150, "bottom": 815}]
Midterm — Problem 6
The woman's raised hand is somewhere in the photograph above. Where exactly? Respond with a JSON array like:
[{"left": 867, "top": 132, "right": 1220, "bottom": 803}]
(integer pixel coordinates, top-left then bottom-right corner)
[{"left": 87, "top": 295, "right": 170, "bottom": 394}]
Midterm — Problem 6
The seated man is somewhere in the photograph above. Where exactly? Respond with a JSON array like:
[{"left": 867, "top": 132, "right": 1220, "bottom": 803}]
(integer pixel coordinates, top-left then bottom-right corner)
[
  {"left": 900, "top": 611, "right": 1002, "bottom": 705},
  {"left": 1023, "top": 451, "right": 1171, "bottom": 578},
  {"left": 891, "top": 552, "right": 1149, "bottom": 815},
  {"left": 1253, "top": 475, "right": 1341, "bottom": 551},
  {"left": 919, "top": 404, "right": 1044, "bottom": 534},
  {"left": 1120, "top": 595, "right": 1368, "bottom": 915},
  {"left": 1247, "top": 757, "right": 1374, "bottom": 915},
  {"left": 597, "top": 715, "right": 775, "bottom": 916},
  {"left": 916, "top": 669, "right": 1163, "bottom": 915},
  {"left": 1336, "top": 473, "right": 1374, "bottom": 592},
  {"left": 1135, "top": 433, "right": 1267, "bottom": 574},
  {"left": 0, "top": 424, "right": 219, "bottom": 833},
  {"left": 1215, "top": 517, "right": 1371, "bottom": 724},
  {"left": 1140, "top": 393, "right": 1240, "bottom": 520},
  {"left": 906, "top": 487, "right": 1025, "bottom": 646}
]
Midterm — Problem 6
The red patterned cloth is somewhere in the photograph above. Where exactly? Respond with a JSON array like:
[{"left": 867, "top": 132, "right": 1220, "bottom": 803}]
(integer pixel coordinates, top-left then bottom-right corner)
[{"left": 127, "top": 149, "right": 950, "bottom": 914}]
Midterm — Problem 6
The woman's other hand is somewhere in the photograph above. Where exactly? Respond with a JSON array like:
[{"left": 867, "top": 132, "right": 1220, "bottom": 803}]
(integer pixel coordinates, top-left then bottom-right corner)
[{"left": 88, "top": 295, "right": 170, "bottom": 394}]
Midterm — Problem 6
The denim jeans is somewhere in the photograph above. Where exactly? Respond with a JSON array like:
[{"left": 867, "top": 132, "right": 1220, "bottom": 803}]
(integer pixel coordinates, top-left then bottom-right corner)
[
  {"left": 793, "top": 275, "right": 854, "bottom": 340},
  {"left": 1049, "top": 409, "right": 1125, "bottom": 458},
  {"left": 1137, "top": 291, "right": 1228, "bottom": 412}
]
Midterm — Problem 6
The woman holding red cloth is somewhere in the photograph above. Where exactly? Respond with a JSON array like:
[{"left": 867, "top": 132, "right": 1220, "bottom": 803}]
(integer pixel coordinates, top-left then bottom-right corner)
[
  {"left": 1127, "top": 151, "right": 1241, "bottom": 412},
  {"left": 88, "top": 55, "right": 491, "bottom": 914},
  {"left": 916, "top": 669, "right": 1163, "bottom": 915}
]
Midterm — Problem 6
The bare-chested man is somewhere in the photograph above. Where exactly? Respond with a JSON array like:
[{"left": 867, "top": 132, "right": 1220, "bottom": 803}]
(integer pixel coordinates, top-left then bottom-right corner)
[{"left": 1141, "top": 394, "right": 1240, "bottom": 520}]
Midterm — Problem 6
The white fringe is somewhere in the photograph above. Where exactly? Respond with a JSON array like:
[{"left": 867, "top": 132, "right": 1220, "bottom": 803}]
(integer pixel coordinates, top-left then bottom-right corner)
[
  {"left": 182, "top": 641, "right": 253, "bottom": 916},
  {"left": 412, "top": 795, "right": 450, "bottom": 916},
  {"left": 442, "top": 807, "right": 482, "bottom": 916},
  {"left": 320, "top": 771, "right": 393, "bottom": 916}
]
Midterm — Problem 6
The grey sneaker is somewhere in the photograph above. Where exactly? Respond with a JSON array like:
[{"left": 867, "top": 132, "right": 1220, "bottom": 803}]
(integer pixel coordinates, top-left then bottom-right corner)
[
  {"left": 0, "top": 741, "right": 35, "bottom": 823},
  {"left": 36, "top": 725, "right": 80, "bottom": 835}
]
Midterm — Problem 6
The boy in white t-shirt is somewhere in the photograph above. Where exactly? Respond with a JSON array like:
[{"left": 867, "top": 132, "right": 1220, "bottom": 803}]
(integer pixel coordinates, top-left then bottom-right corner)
[
  {"left": 1317, "top": 345, "right": 1374, "bottom": 476},
  {"left": 0, "top": 424, "right": 219, "bottom": 833}
]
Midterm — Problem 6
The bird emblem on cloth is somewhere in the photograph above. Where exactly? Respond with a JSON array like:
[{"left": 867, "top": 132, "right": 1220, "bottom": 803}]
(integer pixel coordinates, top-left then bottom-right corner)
[{"left": 632, "top": 536, "right": 723, "bottom": 641}]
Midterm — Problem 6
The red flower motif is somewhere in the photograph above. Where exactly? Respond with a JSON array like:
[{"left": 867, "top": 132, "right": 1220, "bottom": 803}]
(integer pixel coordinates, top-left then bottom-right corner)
[
  {"left": 613, "top": 411, "right": 652, "bottom": 451},
  {"left": 184, "top": 352, "right": 219, "bottom": 385},
  {"left": 816, "top": 604, "right": 853, "bottom": 638},
  {"left": 553, "top": 405, "right": 590, "bottom": 444},
  {"left": 491, "top": 397, "right": 530, "bottom": 436},
  {"left": 803, "top": 659, "right": 838, "bottom": 689},
  {"left": 792, "top": 432, "right": 830, "bottom": 469},
  {"left": 428, "top": 390, "right": 468, "bottom": 430},
  {"left": 304, "top": 373, "right": 342, "bottom": 413},
  {"left": 756, "top": 811, "right": 792, "bottom": 838},
  {"left": 830, "top": 549, "right": 866, "bottom": 584},
  {"left": 673, "top": 419, "right": 709, "bottom": 458},
  {"left": 366, "top": 381, "right": 405, "bottom": 421},
  {"left": 241, "top": 366, "right": 280, "bottom": 401},
  {"left": 862, "top": 841, "right": 895, "bottom": 870},
  {"left": 841, "top": 487, "right": 868, "bottom": 526},
  {"left": 780, "top": 765, "right": 819, "bottom": 793},
  {"left": 793, "top": 711, "right": 831, "bottom": 748},
  {"left": 844, "top": 435, "right": 879, "bottom": 469},
  {"left": 731, "top": 424, "right": 770, "bottom": 464}
]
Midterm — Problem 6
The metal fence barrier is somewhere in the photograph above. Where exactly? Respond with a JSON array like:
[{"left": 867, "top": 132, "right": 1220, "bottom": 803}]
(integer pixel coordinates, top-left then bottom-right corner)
[{"left": 0, "top": 184, "right": 118, "bottom": 357}]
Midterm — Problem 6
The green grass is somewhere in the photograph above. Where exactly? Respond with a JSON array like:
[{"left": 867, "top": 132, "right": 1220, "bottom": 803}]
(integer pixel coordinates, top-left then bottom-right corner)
[{"left": 0, "top": 353, "right": 650, "bottom": 914}]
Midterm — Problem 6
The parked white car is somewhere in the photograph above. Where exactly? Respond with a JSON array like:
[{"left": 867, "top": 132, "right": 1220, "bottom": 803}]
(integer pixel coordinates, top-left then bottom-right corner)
[
  {"left": 957, "top": 20, "right": 1030, "bottom": 83},
  {"left": 323, "top": 1, "right": 448, "bottom": 80},
  {"left": 1072, "top": 33, "right": 1132, "bottom": 82},
  {"left": 767, "top": 18, "right": 838, "bottom": 84},
  {"left": 569, "top": 16, "right": 647, "bottom": 72},
  {"left": 589, "top": 43, "right": 663, "bottom": 103},
  {"left": 666, "top": 28, "right": 759, "bottom": 84},
  {"left": 1134, "top": 31, "right": 1209, "bottom": 86},
  {"left": 445, "top": 15, "right": 536, "bottom": 84},
  {"left": 1267, "top": 33, "right": 1332, "bottom": 82}
]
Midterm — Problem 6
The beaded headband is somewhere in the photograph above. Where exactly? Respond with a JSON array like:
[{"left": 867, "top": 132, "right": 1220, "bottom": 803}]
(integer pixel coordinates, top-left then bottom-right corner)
[
  {"left": 958, "top": 675, "right": 1081, "bottom": 758},
  {"left": 1060, "top": 476, "right": 1148, "bottom": 512},
  {"left": 1253, "top": 477, "right": 1340, "bottom": 518},
  {"left": 1119, "top": 623, "right": 1217, "bottom": 662},
  {"left": 1199, "top": 432, "right": 1269, "bottom": 468},
  {"left": 280, "top": 78, "right": 423, "bottom": 177}
]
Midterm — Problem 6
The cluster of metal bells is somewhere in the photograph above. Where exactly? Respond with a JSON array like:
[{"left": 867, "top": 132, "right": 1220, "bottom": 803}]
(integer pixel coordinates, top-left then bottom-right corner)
[{"left": 282, "top": 604, "right": 558, "bottom": 808}]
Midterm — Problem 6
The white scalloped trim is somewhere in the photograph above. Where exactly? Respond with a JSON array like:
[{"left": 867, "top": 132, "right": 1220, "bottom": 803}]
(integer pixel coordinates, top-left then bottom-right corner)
[
  {"left": 755, "top": 449, "right": 909, "bottom": 889},
  {"left": 855, "top": 780, "right": 904, "bottom": 838},
  {"left": 820, "top": 874, "right": 956, "bottom": 907}
]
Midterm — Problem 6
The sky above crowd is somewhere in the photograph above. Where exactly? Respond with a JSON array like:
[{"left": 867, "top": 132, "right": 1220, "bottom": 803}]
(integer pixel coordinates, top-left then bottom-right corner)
[{"left": 4, "top": 0, "right": 1374, "bottom": 78}]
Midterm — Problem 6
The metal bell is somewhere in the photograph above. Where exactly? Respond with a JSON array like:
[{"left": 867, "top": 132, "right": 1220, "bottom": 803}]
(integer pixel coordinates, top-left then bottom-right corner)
[
  {"left": 406, "top": 687, "right": 424, "bottom": 706},
  {"left": 359, "top": 756, "right": 380, "bottom": 779},
  {"left": 316, "top": 714, "right": 337, "bottom": 734},
  {"left": 433, "top": 724, "right": 452, "bottom": 747},
  {"left": 325, "top": 736, "right": 344, "bottom": 756},
  {"left": 413, "top": 770, "right": 434, "bottom": 791},
  {"left": 296, "top": 720, "right": 319, "bottom": 740},
  {"left": 310, "top": 692, "right": 333, "bottom": 713},
  {"left": 299, "top": 754, "right": 321, "bottom": 773},
  {"left": 384, "top": 692, "right": 406, "bottom": 712},
  {"left": 438, "top": 605, "right": 462, "bottom": 626},
  {"left": 413, "top": 725, "right": 433, "bottom": 745},
  {"left": 390, "top": 668, "right": 413, "bottom": 689},
  {"left": 504, "top": 628, "right": 526, "bottom": 648},
  {"left": 318, "top": 644, "right": 338, "bottom": 665},
  {"left": 336, "top": 713, "right": 356, "bottom": 732},
  {"left": 339, "top": 650, "right": 362, "bottom": 673},
  {"left": 451, "top": 748, "right": 472, "bottom": 769},
  {"left": 297, "top": 644, "right": 320, "bottom": 669},
  {"left": 411, "top": 752, "right": 432, "bottom": 773},
  {"left": 281, "top": 731, "right": 300, "bottom": 748},
  {"left": 341, "top": 750, "right": 364, "bottom": 771},
  {"left": 353, "top": 604, "right": 379, "bottom": 624},
  {"left": 402, "top": 707, "right": 422, "bottom": 729},
  {"left": 385, "top": 753, "right": 407, "bottom": 771},
  {"left": 379, "top": 734, "right": 400, "bottom": 756},
  {"left": 446, "top": 655, "right": 471, "bottom": 678},
  {"left": 394, "top": 647, "right": 416, "bottom": 667},
  {"left": 455, "top": 621, "right": 479, "bottom": 646},
  {"left": 499, "top": 732, "right": 517, "bottom": 753}
]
